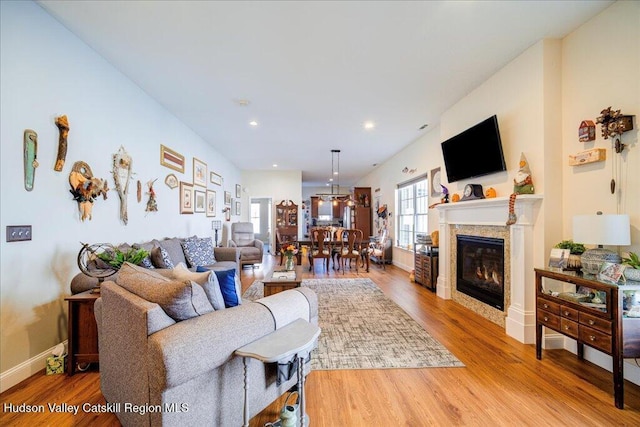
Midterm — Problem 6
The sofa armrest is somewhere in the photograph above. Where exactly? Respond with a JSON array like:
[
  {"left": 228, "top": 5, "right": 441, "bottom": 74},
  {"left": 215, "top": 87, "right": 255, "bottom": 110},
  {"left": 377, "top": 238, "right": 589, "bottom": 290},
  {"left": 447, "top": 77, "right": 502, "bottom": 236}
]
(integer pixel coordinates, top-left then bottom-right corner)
[
  {"left": 214, "top": 247, "right": 240, "bottom": 264},
  {"left": 147, "top": 288, "right": 317, "bottom": 391},
  {"left": 254, "top": 239, "right": 264, "bottom": 251}
]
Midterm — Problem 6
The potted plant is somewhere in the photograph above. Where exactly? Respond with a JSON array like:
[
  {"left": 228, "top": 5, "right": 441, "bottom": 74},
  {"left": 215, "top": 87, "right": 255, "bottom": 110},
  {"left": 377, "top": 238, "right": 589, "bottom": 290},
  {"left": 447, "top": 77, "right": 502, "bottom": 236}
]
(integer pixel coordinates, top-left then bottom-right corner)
[
  {"left": 97, "top": 247, "right": 149, "bottom": 269},
  {"left": 554, "top": 240, "right": 585, "bottom": 270},
  {"left": 622, "top": 252, "right": 640, "bottom": 282}
]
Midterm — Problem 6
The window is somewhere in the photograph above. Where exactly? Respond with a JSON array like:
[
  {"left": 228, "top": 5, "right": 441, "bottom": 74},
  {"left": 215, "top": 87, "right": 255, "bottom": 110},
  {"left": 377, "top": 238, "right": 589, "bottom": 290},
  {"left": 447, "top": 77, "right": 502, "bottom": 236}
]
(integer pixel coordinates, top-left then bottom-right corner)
[
  {"left": 250, "top": 202, "right": 260, "bottom": 234},
  {"left": 396, "top": 176, "right": 429, "bottom": 250}
]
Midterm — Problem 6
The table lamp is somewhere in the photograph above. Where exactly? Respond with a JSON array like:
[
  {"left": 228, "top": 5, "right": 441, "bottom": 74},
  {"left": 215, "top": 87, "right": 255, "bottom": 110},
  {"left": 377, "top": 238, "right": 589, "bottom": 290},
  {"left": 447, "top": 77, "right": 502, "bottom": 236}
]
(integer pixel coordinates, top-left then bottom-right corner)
[
  {"left": 572, "top": 212, "right": 630, "bottom": 274},
  {"left": 212, "top": 220, "right": 222, "bottom": 247}
]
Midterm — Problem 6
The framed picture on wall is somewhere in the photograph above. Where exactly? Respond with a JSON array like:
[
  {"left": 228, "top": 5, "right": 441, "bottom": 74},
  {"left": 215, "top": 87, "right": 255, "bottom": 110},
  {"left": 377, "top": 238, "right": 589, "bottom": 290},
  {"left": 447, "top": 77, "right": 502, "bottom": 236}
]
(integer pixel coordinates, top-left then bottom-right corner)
[
  {"left": 193, "top": 158, "right": 207, "bottom": 187},
  {"left": 210, "top": 171, "right": 222, "bottom": 186},
  {"left": 234, "top": 200, "right": 241, "bottom": 216},
  {"left": 160, "top": 145, "right": 185, "bottom": 173},
  {"left": 179, "top": 182, "right": 194, "bottom": 214},
  {"left": 206, "top": 190, "right": 216, "bottom": 217},
  {"left": 224, "top": 191, "right": 231, "bottom": 205},
  {"left": 194, "top": 190, "right": 206, "bottom": 213},
  {"left": 235, "top": 184, "right": 241, "bottom": 198}
]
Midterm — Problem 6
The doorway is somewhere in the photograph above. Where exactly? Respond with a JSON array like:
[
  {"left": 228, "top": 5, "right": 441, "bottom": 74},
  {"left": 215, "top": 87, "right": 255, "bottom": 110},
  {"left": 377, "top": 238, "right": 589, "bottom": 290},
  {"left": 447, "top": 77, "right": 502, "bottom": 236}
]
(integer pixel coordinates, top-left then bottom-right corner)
[{"left": 251, "top": 198, "right": 272, "bottom": 254}]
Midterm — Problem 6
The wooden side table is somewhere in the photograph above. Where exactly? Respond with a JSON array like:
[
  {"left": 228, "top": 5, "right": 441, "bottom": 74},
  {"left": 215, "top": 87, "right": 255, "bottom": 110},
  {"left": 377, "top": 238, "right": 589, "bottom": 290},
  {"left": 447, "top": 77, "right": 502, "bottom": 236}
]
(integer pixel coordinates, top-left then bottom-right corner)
[
  {"left": 263, "top": 265, "right": 303, "bottom": 297},
  {"left": 235, "top": 319, "right": 320, "bottom": 427},
  {"left": 64, "top": 290, "right": 99, "bottom": 375}
]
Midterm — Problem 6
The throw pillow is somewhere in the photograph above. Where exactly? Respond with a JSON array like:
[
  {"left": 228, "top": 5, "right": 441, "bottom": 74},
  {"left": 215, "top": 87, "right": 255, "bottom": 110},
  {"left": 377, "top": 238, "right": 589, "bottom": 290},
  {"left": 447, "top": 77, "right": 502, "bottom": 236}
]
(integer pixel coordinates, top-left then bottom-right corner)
[
  {"left": 116, "top": 262, "right": 213, "bottom": 321},
  {"left": 171, "top": 263, "right": 225, "bottom": 310},
  {"left": 181, "top": 237, "right": 216, "bottom": 267},
  {"left": 151, "top": 245, "right": 175, "bottom": 269},
  {"left": 197, "top": 266, "right": 241, "bottom": 308}
]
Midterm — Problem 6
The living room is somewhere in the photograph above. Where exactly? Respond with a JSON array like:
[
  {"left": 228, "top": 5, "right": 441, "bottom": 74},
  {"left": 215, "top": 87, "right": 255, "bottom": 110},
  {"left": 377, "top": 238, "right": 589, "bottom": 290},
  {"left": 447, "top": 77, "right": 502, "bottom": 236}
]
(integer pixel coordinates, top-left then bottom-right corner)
[{"left": 1, "top": 0, "right": 639, "bottom": 425}]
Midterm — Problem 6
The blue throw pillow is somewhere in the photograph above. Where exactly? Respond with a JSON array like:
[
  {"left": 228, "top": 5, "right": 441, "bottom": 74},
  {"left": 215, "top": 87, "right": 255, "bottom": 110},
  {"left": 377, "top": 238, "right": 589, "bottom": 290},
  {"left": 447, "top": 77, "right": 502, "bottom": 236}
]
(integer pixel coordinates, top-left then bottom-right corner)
[{"left": 197, "top": 266, "right": 240, "bottom": 308}]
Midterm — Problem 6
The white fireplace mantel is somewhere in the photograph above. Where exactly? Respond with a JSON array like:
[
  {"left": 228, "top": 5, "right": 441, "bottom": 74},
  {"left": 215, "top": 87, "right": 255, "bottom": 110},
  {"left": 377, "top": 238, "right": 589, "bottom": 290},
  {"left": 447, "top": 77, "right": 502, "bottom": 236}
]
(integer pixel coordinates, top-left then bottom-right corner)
[{"left": 436, "top": 195, "right": 543, "bottom": 343}]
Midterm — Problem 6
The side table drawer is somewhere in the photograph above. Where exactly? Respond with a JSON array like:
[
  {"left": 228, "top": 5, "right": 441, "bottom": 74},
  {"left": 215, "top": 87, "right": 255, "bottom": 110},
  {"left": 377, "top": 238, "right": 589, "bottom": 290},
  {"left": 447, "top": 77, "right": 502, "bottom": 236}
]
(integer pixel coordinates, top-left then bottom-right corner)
[
  {"left": 579, "top": 325, "right": 612, "bottom": 354},
  {"left": 537, "top": 297, "right": 560, "bottom": 315},
  {"left": 537, "top": 309, "right": 560, "bottom": 331},
  {"left": 560, "top": 306, "right": 579, "bottom": 321},
  {"left": 560, "top": 318, "right": 579, "bottom": 339},
  {"left": 579, "top": 312, "right": 612, "bottom": 334}
]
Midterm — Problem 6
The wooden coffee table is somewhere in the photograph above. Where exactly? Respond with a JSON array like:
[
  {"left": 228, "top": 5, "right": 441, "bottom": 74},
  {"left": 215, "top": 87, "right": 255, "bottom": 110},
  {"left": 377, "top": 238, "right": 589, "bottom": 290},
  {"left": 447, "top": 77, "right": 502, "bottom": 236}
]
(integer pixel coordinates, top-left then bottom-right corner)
[{"left": 263, "top": 265, "right": 303, "bottom": 297}]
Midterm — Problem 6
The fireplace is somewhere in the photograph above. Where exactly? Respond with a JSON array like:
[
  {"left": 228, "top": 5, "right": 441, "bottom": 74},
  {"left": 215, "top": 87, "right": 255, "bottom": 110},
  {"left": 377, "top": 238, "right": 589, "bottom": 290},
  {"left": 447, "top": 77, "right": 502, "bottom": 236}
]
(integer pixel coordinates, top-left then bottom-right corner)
[{"left": 456, "top": 235, "right": 505, "bottom": 311}]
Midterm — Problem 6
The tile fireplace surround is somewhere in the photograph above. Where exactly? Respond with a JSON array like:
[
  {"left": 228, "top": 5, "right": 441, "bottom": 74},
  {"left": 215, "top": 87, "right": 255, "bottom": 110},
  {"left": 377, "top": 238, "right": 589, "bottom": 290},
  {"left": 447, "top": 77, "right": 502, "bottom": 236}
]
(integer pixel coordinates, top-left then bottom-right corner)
[{"left": 436, "top": 195, "right": 543, "bottom": 344}]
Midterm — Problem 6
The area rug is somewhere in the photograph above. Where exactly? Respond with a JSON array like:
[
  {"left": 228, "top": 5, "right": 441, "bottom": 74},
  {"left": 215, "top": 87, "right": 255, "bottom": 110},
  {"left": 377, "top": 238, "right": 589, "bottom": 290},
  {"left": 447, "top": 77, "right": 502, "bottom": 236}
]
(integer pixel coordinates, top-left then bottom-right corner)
[{"left": 243, "top": 278, "right": 464, "bottom": 370}]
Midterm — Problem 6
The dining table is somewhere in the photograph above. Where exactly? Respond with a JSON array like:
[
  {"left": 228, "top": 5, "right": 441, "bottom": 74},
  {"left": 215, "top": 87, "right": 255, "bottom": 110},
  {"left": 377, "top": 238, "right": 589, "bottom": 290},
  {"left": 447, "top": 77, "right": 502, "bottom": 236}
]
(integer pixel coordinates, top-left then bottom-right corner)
[{"left": 296, "top": 238, "right": 370, "bottom": 272}]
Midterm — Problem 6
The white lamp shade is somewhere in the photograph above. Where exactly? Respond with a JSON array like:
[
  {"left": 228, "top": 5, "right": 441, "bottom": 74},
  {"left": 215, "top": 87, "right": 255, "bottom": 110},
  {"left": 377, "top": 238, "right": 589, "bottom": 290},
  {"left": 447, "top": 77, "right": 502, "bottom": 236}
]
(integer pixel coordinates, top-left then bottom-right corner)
[{"left": 572, "top": 214, "right": 630, "bottom": 246}]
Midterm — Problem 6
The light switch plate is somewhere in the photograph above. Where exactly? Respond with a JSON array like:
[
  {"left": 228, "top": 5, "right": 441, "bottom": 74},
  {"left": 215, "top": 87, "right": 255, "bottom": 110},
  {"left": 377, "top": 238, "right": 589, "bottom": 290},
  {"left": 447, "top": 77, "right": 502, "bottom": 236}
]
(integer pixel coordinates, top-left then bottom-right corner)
[{"left": 6, "top": 225, "right": 32, "bottom": 242}]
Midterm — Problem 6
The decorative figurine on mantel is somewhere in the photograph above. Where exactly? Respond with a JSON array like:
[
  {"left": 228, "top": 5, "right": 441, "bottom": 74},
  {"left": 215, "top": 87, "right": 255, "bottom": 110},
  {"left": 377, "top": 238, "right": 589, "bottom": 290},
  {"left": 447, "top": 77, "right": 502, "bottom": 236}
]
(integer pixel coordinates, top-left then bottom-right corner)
[
  {"left": 506, "top": 153, "right": 534, "bottom": 226},
  {"left": 69, "top": 161, "right": 109, "bottom": 221}
]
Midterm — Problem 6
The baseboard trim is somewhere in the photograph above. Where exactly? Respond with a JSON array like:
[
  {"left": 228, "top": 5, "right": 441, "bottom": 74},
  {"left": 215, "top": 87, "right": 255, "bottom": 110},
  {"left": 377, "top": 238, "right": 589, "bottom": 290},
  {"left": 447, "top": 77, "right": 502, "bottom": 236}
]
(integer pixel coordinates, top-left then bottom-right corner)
[{"left": 0, "top": 341, "right": 67, "bottom": 393}]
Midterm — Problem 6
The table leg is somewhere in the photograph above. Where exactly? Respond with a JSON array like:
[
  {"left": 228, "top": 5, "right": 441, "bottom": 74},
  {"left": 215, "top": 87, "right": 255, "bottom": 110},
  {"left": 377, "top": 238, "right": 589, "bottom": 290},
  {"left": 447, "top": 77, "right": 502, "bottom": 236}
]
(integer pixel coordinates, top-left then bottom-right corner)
[
  {"left": 298, "top": 353, "right": 307, "bottom": 427},
  {"left": 243, "top": 357, "right": 249, "bottom": 427}
]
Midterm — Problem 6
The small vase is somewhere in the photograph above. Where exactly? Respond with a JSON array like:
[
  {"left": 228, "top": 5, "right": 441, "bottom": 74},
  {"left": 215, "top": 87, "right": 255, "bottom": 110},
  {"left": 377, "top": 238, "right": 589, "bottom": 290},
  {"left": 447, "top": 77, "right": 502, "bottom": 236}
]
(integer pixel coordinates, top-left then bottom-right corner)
[{"left": 285, "top": 257, "right": 295, "bottom": 271}]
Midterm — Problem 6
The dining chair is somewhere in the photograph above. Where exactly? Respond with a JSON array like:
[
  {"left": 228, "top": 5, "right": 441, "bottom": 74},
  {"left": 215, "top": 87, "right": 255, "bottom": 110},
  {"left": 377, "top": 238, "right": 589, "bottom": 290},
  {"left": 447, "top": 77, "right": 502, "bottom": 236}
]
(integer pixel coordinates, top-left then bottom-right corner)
[
  {"left": 329, "top": 226, "right": 345, "bottom": 270},
  {"left": 368, "top": 228, "right": 390, "bottom": 269},
  {"left": 340, "top": 228, "right": 364, "bottom": 274},
  {"left": 308, "top": 227, "right": 332, "bottom": 272}
]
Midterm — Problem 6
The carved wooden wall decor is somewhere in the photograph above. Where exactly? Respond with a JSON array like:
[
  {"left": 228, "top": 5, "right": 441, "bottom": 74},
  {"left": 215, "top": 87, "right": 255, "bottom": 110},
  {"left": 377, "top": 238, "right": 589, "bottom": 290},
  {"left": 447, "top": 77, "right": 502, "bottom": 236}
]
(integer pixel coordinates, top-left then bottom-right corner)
[
  {"left": 23, "top": 129, "right": 39, "bottom": 191},
  {"left": 54, "top": 115, "right": 69, "bottom": 171},
  {"left": 112, "top": 146, "right": 132, "bottom": 225},
  {"left": 69, "top": 161, "right": 109, "bottom": 221}
]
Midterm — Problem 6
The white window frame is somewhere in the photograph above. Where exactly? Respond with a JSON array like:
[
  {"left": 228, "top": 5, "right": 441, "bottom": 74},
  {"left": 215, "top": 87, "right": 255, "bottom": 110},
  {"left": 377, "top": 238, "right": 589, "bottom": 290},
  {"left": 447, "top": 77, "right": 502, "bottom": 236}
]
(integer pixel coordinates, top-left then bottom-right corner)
[{"left": 395, "top": 175, "right": 429, "bottom": 250}]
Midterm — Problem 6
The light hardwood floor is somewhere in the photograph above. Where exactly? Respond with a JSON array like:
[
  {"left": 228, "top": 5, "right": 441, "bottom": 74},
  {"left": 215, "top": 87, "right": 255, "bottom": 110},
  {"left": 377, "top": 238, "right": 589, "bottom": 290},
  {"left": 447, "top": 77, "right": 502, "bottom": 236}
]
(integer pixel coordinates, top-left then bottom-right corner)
[{"left": 2, "top": 255, "right": 640, "bottom": 426}]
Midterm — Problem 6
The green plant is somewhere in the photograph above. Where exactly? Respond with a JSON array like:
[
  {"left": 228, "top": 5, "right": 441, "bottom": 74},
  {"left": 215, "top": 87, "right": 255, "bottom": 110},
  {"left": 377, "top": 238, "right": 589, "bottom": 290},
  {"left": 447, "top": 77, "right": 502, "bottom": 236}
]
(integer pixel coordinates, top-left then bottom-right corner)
[
  {"left": 554, "top": 240, "right": 586, "bottom": 255},
  {"left": 97, "top": 247, "right": 149, "bottom": 269},
  {"left": 622, "top": 252, "right": 640, "bottom": 270}
]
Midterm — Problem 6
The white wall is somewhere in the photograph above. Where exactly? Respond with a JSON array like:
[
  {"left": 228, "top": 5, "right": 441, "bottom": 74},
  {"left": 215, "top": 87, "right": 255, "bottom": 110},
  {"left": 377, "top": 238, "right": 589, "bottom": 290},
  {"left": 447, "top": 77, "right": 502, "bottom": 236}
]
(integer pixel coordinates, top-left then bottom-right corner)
[{"left": 0, "top": 0, "right": 241, "bottom": 389}]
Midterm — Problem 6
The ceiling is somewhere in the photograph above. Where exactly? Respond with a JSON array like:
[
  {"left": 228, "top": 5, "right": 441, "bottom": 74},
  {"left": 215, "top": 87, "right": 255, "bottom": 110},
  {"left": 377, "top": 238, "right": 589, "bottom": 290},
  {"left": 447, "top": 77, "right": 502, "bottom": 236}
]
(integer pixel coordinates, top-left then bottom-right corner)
[{"left": 38, "top": 0, "right": 613, "bottom": 188}]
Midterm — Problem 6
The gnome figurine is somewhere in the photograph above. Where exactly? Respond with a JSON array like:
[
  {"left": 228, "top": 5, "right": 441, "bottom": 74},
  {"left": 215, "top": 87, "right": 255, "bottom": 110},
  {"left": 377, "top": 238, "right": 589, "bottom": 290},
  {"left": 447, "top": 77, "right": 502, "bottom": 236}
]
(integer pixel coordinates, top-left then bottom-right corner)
[{"left": 506, "top": 153, "right": 534, "bottom": 226}]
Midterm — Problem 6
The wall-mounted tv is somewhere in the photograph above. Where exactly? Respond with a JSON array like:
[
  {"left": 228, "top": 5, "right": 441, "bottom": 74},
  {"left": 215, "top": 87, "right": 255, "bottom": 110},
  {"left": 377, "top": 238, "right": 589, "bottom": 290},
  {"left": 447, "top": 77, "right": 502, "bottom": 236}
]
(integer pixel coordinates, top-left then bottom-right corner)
[{"left": 441, "top": 115, "right": 506, "bottom": 183}]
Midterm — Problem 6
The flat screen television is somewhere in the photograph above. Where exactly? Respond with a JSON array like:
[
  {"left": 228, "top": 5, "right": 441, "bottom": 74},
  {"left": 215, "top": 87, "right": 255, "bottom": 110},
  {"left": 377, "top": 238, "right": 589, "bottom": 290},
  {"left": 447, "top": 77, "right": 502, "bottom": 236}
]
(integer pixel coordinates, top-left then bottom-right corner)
[{"left": 441, "top": 115, "right": 506, "bottom": 183}]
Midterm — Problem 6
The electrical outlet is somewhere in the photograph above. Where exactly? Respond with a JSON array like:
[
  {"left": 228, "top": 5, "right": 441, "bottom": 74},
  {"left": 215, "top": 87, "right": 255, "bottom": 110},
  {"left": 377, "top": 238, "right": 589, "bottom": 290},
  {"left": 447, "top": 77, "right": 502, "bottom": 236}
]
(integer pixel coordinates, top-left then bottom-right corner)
[{"left": 6, "top": 225, "right": 32, "bottom": 242}]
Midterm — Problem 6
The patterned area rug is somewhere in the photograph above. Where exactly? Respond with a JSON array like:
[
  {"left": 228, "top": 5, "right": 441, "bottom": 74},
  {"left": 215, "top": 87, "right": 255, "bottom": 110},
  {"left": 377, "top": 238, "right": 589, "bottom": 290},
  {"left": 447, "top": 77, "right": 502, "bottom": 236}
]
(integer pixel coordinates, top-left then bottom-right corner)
[{"left": 243, "top": 278, "right": 464, "bottom": 370}]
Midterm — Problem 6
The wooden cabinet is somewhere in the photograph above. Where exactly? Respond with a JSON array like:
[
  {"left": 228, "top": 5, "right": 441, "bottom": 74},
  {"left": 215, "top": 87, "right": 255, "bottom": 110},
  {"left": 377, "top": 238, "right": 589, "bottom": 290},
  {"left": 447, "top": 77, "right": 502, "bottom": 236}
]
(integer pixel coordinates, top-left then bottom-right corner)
[
  {"left": 415, "top": 246, "right": 438, "bottom": 290},
  {"left": 352, "top": 187, "right": 372, "bottom": 238},
  {"left": 65, "top": 290, "right": 99, "bottom": 375},
  {"left": 276, "top": 200, "right": 298, "bottom": 253},
  {"left": 535, "top": 268, "right": 640, "bottom": 409}
]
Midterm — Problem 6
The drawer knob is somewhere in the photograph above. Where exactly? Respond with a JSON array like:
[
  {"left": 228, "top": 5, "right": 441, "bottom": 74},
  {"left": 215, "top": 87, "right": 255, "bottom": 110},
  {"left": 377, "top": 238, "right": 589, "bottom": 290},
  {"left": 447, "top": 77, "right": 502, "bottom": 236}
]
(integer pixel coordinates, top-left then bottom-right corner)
[
  {"left": 564, "top": 311, "right": 570, "bottom": 316},
  {"left": 564, "top": 326, "right": 570, "bottom": 330},
  {"left": 588, "top": 320, "right": 595, "bottom": 325},
  {"left": 543, "top": 304, "right": 549, "bottom": 309},
  {"left": 589, "top": 335, "right": 596, "bottom": 342},
  {"left": 543, "top": 316, "right": 549, "bottom": 322}
]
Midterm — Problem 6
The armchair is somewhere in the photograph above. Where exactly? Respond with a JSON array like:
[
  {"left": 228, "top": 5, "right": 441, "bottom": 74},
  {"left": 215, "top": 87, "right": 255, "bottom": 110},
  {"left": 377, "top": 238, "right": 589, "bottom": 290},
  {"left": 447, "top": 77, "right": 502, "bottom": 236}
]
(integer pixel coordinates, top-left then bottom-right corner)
[
  {"left": 228, "top": 222, "right": 264, "bottom": 268},
  {"left": 369, "top": 228, "right": 392, "bottom": 269}
]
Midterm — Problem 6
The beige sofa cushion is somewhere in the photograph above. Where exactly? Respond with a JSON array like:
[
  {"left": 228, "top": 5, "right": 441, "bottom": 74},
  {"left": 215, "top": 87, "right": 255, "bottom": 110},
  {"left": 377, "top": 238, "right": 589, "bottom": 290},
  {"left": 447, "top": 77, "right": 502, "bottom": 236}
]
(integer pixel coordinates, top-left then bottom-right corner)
[{"left": 116, "top": 263, "right": 214, "bottom": 321}]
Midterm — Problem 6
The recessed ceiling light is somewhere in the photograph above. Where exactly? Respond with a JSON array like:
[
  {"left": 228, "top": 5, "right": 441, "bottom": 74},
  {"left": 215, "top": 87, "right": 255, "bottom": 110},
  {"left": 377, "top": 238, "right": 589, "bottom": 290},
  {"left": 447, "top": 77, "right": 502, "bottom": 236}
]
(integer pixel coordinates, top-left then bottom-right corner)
[
  {"left": 363, "top": 121, "right": 375, "bottom": 130},
  {"left": 236, "top": 99, "right": 250, "bottom": 106},
  {"left": 333, "top": 171, "right": 339, "bottom": 175},
  {"left": 272, "top": 164, "right": 278, "bottom": 168},
  {"left": 249, "top": 120, "right": 258, "bottom": 127},
  {"left": 329, "top": 178, "right": 333, "bottom": 182}
]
